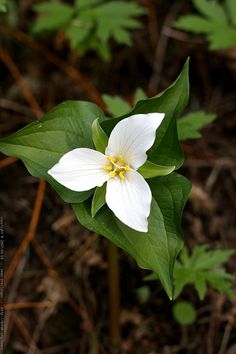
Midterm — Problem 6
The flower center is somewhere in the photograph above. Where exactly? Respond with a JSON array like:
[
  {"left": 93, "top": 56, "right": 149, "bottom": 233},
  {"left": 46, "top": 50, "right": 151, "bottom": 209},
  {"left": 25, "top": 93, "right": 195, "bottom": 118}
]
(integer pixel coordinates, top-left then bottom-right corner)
[{"left": 104, "top": 155, "right": 130, "bottom": 180}]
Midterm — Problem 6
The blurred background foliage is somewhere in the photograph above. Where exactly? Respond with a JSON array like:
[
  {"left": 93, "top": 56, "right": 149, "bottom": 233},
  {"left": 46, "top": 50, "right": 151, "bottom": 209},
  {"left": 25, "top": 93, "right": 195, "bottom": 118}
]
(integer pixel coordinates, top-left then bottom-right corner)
[{"left": 0, "top": 1, "right": 236, "bottom": 353}]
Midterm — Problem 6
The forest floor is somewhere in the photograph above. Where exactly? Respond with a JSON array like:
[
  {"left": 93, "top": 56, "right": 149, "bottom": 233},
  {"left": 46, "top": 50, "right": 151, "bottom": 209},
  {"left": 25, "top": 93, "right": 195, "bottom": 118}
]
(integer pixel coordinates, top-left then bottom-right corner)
[{"left": 1, "top": 1, "right": 236, "bottom": 353}]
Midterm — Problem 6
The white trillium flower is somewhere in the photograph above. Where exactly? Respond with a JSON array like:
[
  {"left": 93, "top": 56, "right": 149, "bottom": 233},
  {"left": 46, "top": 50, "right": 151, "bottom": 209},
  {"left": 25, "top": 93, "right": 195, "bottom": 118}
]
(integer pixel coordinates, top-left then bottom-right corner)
[{"left": 48, "top": 113, "right": 165, "bottom": 232}]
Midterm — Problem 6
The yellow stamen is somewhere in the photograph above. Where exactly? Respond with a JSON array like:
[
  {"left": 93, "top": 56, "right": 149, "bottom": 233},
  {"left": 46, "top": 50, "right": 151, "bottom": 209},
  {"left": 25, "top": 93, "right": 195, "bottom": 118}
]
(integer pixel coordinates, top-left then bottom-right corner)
[
  {"left": 119, "top": 171, "right": 125, "bottom": 180},
  {"left": 109, "top": 171, "right": 117, "bottom": 178},
  {"left": 104, "top": 165, "right": 113, "bottom": 171},
  {"left": 107, "top": 156, "right": 116, "bottom": 163},
  {"left": 124, "top": 164, "right": 130, "bottom": 171},
  {"left": 118, "top": 155, "right": 124, "bottom": 163}
]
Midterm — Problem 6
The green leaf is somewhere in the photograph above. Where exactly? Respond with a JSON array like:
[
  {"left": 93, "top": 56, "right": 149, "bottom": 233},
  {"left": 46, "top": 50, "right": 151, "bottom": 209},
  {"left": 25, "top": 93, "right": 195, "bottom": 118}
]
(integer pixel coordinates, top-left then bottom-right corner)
[
  {"left": 0, "top": 0, "right": 8, "bottom": 12},
  {"left": 102, "top": 59, "right": 190, "bottom": 169},
  {"left": 0, "top": 101, "right": 106, "bottom": 203},
  {"left": 174, "top": 267, "right": 192, "bottom": 298},
  {"left": 138, "top": 161, "right": 175, "bottom": 179},
  {"left": 194, "top": 248, "right": 235, "bottom": 270},
  {"left": 91, "top": 184, "right": 106, "bottom": 217},
  {"left": 192, "top": 0, "right": 228, "bottom": 23},
  {"left": 91, "top": 1, "right": 146, "bottom": 44},
  {"left": 92, "top": 118, "right": 108, "bottom": 153},
  {"left": 103, "top": 88, "right": 147, "bottom": 118},
  {"left": 225, "top": 0, "right": 236, "bottom": 25},
  {"left": 174, "top": 15, "right": 218, "bottom": 34},
  {"left": 134, "top": 88, "right": 147, "bottom": 102},
  {"left": 173, "top": 301, "right": 197, "bottom": 325},
  {"left": 194, "top": 272, "right": 207, "bottom": 300},
  {"left": 65, "top": 19, "right": 92, "bottom": 48},
  {"left": 76, "top": 0, "right": 102, "bottom": 9},
  {"left": 135, "top": 286, "right": 151, "bottom": 304},
  {"left": 74, "top": 173, "right": 191, "bottom": 298},
  {"left": 102, "top": 94, "right": 131, "bottom": 117},
  {"left": 32, "top": 2, "right": 74, "bottom": 33},
  {"left": 208, "top": 27, "right": 236, "bottom": 49},
  {"left": 205, "top": 270, "right": 235, "bottom": 298},
  {"left": 177, "top": 111, "right": 217, "bottom": 140}
]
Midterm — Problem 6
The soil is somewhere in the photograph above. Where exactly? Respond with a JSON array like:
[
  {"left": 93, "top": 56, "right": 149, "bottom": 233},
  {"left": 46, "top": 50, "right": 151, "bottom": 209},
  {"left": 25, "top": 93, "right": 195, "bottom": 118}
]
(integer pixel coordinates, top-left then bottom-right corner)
[{"left": 1, "top": 1, "right": 236, "bottom": 353}]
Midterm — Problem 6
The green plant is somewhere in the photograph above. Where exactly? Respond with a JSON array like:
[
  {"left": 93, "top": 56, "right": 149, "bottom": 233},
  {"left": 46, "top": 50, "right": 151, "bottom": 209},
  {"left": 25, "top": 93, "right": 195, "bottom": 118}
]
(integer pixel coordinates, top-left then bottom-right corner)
[
  {"left": 32, "top": 0, "right": 146, "bottom": 60},
  {"left": 0, "top": 61, "right": 190, "bottom": 299},
  {"left": 172, "top": 301, "right": 197, "bottom": 325},
  {"left": 145, "top": 245, "right": 235, "bottom": 300},
  {"left": 0, "top": 0, "right": 8, "bottom": 12},
  {"left": 102, "top": 89, "right": 217, "bottom": 140},
  {"left": 174, "top": 0, "right": 236, "bottom": 50}
]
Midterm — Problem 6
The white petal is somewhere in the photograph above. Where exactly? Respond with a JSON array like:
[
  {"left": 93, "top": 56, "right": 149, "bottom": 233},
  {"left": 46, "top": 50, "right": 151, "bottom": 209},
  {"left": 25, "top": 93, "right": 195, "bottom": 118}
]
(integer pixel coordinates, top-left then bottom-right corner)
[
  {"left": 106, "top": 169, "right": 152, "bottom": 232},
  {"left": 48, "top": 148, "right": 109, "bottom": 192},
  {"left": 105, "top": 113, "right": 165, "bottom": 169}
]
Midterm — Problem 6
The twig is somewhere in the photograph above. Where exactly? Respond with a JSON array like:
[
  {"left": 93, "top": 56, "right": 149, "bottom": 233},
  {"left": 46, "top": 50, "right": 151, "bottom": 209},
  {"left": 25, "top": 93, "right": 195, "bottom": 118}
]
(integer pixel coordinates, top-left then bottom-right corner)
[
  {"left": 5, "top": 301, "right": 54, "bottom": 311},
  {"left": 1, "top": 27, "right": 107, "bottom": 111},
  {"left": 4, "top": 179, "right": 46, "bottom": 288},
  {"left": 4, "top": 257, "right": 27, "bottom": 351},
  {"left": 108, "top": 242, "right": 120, "bottom": 348},
  {"left": 148, "top": 1, "right": 184, "bottom": 93},
  {"left": 0, "top": 157, "right": 18, "bottom": 169},
  {"left": 11, "top": 311, "right": 42, "bottom": 354},
  {"left": 0, "top": 46, "right": 43, "bottom": 118}
]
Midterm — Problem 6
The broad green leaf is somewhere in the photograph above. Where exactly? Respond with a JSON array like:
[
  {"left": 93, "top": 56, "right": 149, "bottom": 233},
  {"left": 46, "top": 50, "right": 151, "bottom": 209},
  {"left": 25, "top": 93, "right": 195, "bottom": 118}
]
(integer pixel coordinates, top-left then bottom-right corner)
[
  {"left": 138, "top": 161, "right": 175, "bottom": 179},
  {"left": 225, "top": 0, "right": 236, "bottom": 25},
  {"left": 74, "top": 173, "right": 191, "bottom": 298},
  {"left": 102, "top": 59, "right": 190, "bottom": 168},
  {"left": 173, "top": 301, "right": 197, "bottom": 325},
  {"left": 192, "top": 0, "right": 228, "bottom": 23},
  {"left": 0, "top": 101, "right": 105, "bottom": 203},
  {"left": 92, "top": 118, "right": 108, "bottom": 153},
  {"left": 32, "top": 2, "right": 74, "bottom": 33},
  {"left": 177, "top": 111, "right": 217, "bottom": 140},
  {"left": 208, "top": 27, "right": 236, "bottom": 49},
  {"left": 91, "top": 184, "right": 106, "bottom": 217},
  {"left": 174, "top": 15, "right": 218, "bottom": 34},
  {"left": 102, "top": 94, "right": 131, "bottom": 117}
]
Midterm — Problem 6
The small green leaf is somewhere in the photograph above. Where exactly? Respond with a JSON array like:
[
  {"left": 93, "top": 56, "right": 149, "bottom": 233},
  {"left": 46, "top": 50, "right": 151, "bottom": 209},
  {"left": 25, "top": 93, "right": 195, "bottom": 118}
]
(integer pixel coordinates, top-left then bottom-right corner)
[
  {"left": 134, "top": 88, "right": 147, "bottom": 102},
  {"left": 192, "top": 0, "right": 228, "bottom": 23},
  {"left": 92, "top": 118, "right": 108, "bottom": 153},
  {"left": 194, "top": 272, "right": 207, "bottom": 300},
  {"left": 0, "top": 0, "right": 7, "bottom": 12},
  {"left": 173, "top": 301, "right": 197, "bottom": 325},
  {"left": 91, "top": 184, "right": 106, "bottom": 217},
  {"left": 138, "top": 161, "right": 175, "bottom": 179},
  {"left": 208, "top": 27, "right": 236, "bottom": 50},
  {"left": 174, "top": 15, "right": 218, "bottom": 34},
  {"left": 225, "top": 0, "right": 236, "bottom": 25},
  {"left": 102, "top": 94, "right": 131, "bottom": 117},
  {"left": 177, "top": 111, "right": 217, "bottom": 140},
  {"left": 135, "top": 286, "right": 151, "bottom": 304},
  {"left": 32, "top": 2, "right": 74, "bottom": 33}
]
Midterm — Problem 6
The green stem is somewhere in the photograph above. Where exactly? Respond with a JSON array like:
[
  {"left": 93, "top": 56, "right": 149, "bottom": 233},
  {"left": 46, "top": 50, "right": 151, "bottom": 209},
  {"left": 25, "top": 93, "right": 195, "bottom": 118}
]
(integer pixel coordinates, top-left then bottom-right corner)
[{"left": 108, "top": 241, "right": 120, "bottom": 348}]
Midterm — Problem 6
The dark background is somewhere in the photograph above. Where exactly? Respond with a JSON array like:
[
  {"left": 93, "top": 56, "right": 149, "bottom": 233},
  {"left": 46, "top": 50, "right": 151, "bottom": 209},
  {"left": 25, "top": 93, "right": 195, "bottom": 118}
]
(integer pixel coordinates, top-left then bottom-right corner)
[{"left": 1, "top": 1, "right": 236, "bottom": 353}]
